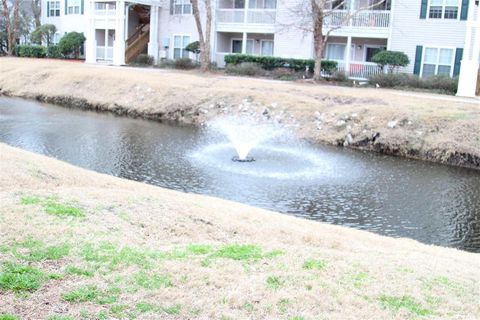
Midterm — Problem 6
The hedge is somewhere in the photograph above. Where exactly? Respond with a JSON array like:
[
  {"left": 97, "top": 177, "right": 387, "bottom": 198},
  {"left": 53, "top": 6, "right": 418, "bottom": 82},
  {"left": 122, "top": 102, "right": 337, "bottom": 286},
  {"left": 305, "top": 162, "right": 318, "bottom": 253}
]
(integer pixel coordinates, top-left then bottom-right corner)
[
  {"left": 224, "top": 54, "right": 337, "bottom": 73},
  {"left": 16, "top": 45, "right": 47, "bottom": 58},
  {"left": 47, "top": 45, "right": 63, "bottom": 58}
]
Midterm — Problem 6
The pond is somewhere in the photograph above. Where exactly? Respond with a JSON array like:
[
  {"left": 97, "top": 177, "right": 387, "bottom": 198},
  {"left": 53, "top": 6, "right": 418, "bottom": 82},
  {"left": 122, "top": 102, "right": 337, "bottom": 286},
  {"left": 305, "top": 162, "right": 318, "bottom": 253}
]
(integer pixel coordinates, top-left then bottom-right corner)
[{"left": 1, "top": 96, "right": 479, "bottom": 252}]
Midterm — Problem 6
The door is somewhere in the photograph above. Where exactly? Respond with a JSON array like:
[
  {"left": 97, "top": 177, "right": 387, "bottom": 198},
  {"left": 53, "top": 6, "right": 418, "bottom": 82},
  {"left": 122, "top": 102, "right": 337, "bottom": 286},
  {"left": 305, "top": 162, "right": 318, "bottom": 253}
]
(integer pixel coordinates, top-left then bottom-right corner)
[{"left": 232, "top": 40, "right": 242, "bottom": 53}]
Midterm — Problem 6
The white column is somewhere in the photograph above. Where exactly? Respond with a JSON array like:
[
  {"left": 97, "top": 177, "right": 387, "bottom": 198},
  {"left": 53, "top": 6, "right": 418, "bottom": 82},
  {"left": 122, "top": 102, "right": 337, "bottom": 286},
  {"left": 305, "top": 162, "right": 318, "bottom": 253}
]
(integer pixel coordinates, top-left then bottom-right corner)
[
  {"left": 457, "top": 2, "right": 479, "bottom": 97},
  {"left": 113, "top": 0, "right": 126, "bottom": 65},
  {"left": 345, "top": 36, "right": 352, "bottom": 75},
  {"left": 148, "top": 6, "right": 160, "bottom": 63},
  {"left": 85, "top": 0, "right": 96, "bottom": 63},
  {"left": 241, "top": 32, "right": 248, "bottom": 54}
]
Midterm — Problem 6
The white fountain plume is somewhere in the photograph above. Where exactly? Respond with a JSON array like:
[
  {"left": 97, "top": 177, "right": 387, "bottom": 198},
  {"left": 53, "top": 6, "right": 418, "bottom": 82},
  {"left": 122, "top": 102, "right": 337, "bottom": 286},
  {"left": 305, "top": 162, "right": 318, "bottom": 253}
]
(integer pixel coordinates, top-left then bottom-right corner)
[{"left": 209, "top": 117, "right": 284, "bottom": 161}]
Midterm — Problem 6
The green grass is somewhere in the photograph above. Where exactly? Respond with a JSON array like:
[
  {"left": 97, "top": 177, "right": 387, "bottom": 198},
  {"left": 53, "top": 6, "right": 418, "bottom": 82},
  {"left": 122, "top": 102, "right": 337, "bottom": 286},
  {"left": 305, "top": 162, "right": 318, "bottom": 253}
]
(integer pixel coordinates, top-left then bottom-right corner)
[
  {"left": 134, "top": 302, "right": 181, "bottom": 315},
  {"left": 109, "top": 304, "right": 128, "bottom": 317},
  {"left": 303, "top": 259, "right": 327, "bottom": 271},
  {"left": 163, "top": 304, "right": 181, "bottom": 315},
  {"left": 47, "top": 316, "right": 75, "bottom": 320},
  {"left": 0, "top": 315, "right": 19, "bottom": 320},
  {"left": 186, "top": 244, "right": 213, "bottom": 255},
  {"left": 288, "top": 317, "right": 305, "bottom": 320},
  {"left": 20, "top": 195, "right": 84, "bottom": 217},
  {"left": 136, "top": 302, "right": 156, "bottom": 313},
  {"left": 214, "top": 244, "right": 263, "bottom": 261},
  {"left": 0, "top": 262, "right": 45, "bottom": 292},
  {"left": 379, "top": 295, "right": 433, "bottom": 316},
  {"left": 62, "top": 285, "right": 99, "bottom": 303},
  {"left": 65, "top": 266, "right": 94, "bottom": 277},
  {"left": 133, "top": 271, "right": 173, "bottom": 289},
  {"left": 351, "top": 271, "right": 370, "bottom": 288},
  {"left": 277, "top": 298, "right": 290, "bottom": 313},
  {"left": 20, "top": 196, "right": 42, "bottom": 205},
  {"left": 43, "top": 199, "right": 84, "bottom": 217},
  {"left": 81, "top": 242, "right": 154, "bottom": 269},
  {"left": 266, "top": 276, "right": 284, "bottom": 290},
  {"left": 14, "top": 242, "right": 70, "bottom": 262}
]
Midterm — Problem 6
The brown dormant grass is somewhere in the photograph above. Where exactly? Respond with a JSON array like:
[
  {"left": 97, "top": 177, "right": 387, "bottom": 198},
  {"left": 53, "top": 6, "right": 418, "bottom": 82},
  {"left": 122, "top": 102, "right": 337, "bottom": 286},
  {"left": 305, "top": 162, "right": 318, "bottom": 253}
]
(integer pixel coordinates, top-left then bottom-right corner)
[{"left": 0, "top": 144, "right": 479, "bottom": 319}]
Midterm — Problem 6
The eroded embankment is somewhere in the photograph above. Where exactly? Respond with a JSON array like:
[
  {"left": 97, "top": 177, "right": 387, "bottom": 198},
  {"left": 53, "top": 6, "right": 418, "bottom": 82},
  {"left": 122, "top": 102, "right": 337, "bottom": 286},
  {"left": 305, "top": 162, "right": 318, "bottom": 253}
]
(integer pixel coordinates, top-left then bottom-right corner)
[{"left": 1, "top": 57, "right": 480, "bottom": 169}]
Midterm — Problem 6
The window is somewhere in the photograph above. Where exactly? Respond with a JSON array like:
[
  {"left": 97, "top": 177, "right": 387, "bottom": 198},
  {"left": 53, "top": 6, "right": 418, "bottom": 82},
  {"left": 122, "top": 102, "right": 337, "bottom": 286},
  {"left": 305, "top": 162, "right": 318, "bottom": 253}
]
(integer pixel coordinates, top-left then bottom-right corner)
[
  {"left": 261, "top": 40, "right": 274, "bottom": 56},
  {"left": 234, "top": 0, "right": 245, "bottom": 8},
  {"left": 48, "top": 1, "right": 60, "bottom": 16},
  {"left": 67, "top": 0, "right": 80, "bottom": 14},
  {"left": 173, "top": 35, "right": 190, "bottom": 59},
  {"left": 264, "top": 0, "right": 276, "bottom": 9},
  {"left": 422, "top": 47, "right": 454, "bottom": 77},
  {"left": 428, "top": 0, "right": 459, "bottom": 19},
  {"left": 232, "top": 39, "right": 254, "bottom": 54},
  {"left": 325, "top": 43, "right": 346, "bottom": 60},
  {"left": 174, "top": 0, "right": 191, "bottom": 14}
]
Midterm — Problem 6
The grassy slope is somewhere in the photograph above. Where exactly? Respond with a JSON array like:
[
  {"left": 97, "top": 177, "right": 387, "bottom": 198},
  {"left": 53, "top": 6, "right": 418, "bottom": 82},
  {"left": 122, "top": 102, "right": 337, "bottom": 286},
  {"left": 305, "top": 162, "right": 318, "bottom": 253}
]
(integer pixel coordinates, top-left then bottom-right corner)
[
  {"left": 0, "top": 143, "right": 479, "bottom": 320},
  {"left": 0, "top": 57, "right": 479, "bottom": 168}
]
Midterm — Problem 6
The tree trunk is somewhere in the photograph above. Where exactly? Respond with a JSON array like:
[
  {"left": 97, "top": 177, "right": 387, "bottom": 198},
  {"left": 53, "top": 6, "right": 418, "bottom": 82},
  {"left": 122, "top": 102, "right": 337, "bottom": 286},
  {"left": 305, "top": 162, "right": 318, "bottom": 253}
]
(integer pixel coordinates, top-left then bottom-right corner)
[
  {"left": 1, "top": 0, "right": 12, "bottom": 55},
  {"left": 311, "top": 0, "right": 324, "bottom": 80},
  {"left": 32, "top": 0, "right": 41, "bottom": 29},
  {"left": 191, "top": 0, "right": 212, "bottom": 72}
]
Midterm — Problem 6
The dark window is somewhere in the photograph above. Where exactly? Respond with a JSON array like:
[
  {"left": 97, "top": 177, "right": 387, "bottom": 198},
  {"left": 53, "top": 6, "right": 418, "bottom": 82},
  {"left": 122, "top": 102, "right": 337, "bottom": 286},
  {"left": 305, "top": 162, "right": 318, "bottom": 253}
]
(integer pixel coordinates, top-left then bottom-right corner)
[{"left": 366, "top": 47, "right": 385, "bottom": 62}]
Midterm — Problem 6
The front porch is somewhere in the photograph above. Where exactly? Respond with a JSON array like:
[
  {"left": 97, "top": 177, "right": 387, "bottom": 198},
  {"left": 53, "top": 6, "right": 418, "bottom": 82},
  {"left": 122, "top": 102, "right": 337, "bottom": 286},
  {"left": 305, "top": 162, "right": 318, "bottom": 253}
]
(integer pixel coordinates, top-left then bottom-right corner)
[
  {"left": 215, "top": 32, "right": 274, "bottom": 67},
  {"left": 85, "top": 0, "right": 161, "bottom": 65},
  {"left": 324, "top": 36, "right": 388, "bottom": 80}
]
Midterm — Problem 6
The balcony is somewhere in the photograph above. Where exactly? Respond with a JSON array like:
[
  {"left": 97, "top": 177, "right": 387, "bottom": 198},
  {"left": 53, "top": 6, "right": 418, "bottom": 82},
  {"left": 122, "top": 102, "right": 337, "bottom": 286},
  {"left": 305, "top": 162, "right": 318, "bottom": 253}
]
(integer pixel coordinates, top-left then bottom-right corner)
[
  {"left": 216, "top": 9, "right": 276, "bottom": 32},
  {"left": 324, "top": 10, "right": 391, "bottom": 37}
]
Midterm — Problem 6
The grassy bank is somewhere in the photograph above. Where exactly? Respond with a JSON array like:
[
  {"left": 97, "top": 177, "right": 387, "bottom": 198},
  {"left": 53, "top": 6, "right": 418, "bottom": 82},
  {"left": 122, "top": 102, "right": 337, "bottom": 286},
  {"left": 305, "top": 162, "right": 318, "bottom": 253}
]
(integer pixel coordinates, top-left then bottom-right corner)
[
  {"left": 0, "top": 143, "right": 479, "bottom": 319},
  {"left": 0, "top": 57, "right": 479, "bottom": 169}
]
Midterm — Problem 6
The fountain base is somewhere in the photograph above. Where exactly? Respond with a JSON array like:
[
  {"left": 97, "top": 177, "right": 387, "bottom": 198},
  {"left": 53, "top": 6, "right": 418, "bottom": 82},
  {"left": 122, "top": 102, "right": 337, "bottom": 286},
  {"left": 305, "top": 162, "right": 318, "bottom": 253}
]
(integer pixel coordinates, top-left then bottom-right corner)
[{"left": 232, "top": 156, "right": 255, "bottom": 163}]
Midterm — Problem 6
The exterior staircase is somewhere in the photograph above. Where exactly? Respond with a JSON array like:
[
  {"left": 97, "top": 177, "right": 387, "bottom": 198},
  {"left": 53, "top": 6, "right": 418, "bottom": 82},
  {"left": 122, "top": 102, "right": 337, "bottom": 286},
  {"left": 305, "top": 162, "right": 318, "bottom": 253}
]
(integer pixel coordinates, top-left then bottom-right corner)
[{"left": 125, "top": 23, "right": 150, "bottom": 63}]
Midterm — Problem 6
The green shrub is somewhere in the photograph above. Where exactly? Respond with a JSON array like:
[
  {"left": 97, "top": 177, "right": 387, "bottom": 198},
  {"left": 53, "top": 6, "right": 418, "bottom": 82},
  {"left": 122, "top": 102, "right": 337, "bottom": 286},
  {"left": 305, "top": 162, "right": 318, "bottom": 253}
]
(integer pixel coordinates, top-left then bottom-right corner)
[
  {"left": 371, "top": 50, "right": 410, "bottom": 73},
  {"left": 133, "top": 54, "right": 154, "bottom": 65},
  {"left": 185, "top": 41, "right": 201, "bottom": 55},
  {"left": 16, "top": 45, "right": 47, "bottom": 58},
  {"left": 156, "top": 59, "right": 176, "bottom": 69},
  {"left": 223, "top": 54, "right": 337, "bottom": 74},
  {"left": 174, "top": 58, "right": 197, "bottom": 70},
  {"left": 58, "top": 32, "right": 85, "bottom": 59},
  {"left": 47, "top": 45, "right": 62, "bottom": 58},
  {"left": 225, "top": 62, "right": 264, "bottom": 77},
  {"left": 369, "top": 73, "right": 458, "bottom": 94}
]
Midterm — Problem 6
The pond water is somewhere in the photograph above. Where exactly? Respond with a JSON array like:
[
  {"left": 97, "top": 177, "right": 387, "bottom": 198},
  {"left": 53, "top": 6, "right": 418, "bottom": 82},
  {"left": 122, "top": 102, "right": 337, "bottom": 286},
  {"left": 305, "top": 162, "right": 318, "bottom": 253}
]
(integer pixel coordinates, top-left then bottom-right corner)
[{"left": 1, "top": 97, "right": 479, "bottom": 252}]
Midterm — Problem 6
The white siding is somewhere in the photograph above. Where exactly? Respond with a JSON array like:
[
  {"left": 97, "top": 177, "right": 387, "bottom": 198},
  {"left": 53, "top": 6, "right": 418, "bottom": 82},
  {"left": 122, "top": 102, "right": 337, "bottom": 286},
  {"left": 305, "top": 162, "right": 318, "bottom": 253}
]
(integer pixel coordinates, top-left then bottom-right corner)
[{"left": 389, "top": 0, "right": 466, "bottom": 73}]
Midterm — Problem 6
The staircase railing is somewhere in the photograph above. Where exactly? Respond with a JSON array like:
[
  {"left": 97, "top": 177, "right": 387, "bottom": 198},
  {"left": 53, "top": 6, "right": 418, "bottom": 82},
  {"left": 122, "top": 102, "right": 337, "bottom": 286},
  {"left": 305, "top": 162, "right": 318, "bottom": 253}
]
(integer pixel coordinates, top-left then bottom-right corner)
[{"left": 125, "top": 24, "right": 150, "bottom": 63}]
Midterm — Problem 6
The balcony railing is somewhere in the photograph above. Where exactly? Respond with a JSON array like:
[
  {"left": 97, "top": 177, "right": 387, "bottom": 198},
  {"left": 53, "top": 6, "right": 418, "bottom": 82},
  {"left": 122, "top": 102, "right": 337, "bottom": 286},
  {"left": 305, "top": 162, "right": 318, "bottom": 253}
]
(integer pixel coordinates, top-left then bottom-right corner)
[
  {"left": 324, "top": 10, "right": 391, "bottom": 28},
  {"left": 327, "top": 61, "right": 383, "bottom": 80},
  {"left": 96, "top": 46, "right": 113, "bottom": 61},
  {"left": 217, "top": 9, "right": 276, "bottom": 24}
]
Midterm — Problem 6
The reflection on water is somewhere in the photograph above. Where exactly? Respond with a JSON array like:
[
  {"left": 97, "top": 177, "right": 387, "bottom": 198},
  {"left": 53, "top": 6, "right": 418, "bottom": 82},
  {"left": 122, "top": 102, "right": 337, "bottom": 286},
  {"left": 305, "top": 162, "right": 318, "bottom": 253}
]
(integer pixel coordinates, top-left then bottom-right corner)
[{"left": 0, "top": 97, "right": 479, "bottom": 252}]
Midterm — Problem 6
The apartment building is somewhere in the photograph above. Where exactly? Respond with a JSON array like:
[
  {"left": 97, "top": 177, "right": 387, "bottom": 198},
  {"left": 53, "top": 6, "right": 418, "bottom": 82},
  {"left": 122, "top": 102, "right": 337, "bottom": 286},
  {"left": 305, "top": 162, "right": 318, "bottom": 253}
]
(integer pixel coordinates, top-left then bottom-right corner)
[{"left": 41, "top": 0, "right": 480, "bottom": 96}]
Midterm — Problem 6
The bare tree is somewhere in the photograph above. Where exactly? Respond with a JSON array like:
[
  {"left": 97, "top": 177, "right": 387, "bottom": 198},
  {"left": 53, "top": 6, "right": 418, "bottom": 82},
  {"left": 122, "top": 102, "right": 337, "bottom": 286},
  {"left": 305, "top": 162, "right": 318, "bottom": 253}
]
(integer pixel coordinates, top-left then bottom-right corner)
[
  {"left": 1, "top": 0, "right": 21, "bottom": 55},
  {"left": 280, "top": 0, "right": 385, "bottom": 80},
  {"left": 31, "top": 0, "right": 41, "bottom": 29},
  {"left": 190, "top": 0, "right": 212, "bottom": 71}
]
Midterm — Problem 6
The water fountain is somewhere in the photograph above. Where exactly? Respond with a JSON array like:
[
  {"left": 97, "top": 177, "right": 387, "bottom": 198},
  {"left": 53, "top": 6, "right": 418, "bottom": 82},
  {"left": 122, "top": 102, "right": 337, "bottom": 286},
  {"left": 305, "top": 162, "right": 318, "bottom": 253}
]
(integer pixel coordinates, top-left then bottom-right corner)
[
  {"left": 209, "top": 117, "right": 284, "bottom": 162},
  {"left": 189, "top": 116, "right": 342, "bottom": 180}
]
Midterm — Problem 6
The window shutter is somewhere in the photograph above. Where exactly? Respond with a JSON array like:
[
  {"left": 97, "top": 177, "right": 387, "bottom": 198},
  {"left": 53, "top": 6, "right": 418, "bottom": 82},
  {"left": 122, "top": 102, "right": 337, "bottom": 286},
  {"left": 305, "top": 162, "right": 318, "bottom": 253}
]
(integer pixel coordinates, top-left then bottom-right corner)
[
  {"left": 65, "top": 0, "right": 68, "bottom": 14},
  {"left": 81, "top": 0, "right": 84, "bottom": 14},
  {"left": 420, "top": 0, "right": 428, "bottom": 18},
  {"left": 460, "top": 0, "right": 469, "bottom": 20},
  {"left": 170, "top": 0, "right": 174, "bottom": 14},
  {"left": 47, "top": 1, "right": 50, "bottom": 17},
  {"left": 453, "top": 48, "right": 463, "bottom": 76},
  {"left": 413, "top": 45, "right": 423, "bottom": 75}
]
